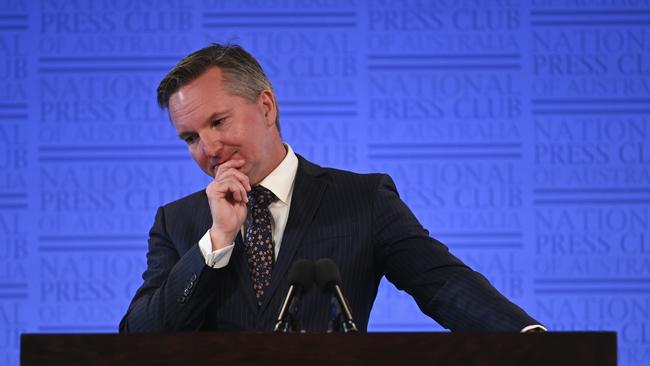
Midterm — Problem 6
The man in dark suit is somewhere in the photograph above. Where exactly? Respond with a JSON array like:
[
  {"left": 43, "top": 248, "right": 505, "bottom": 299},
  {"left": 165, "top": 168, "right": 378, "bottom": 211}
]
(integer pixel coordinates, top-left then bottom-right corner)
[{"left": 119, "top": 44, "right": 543, "bottom": 333}]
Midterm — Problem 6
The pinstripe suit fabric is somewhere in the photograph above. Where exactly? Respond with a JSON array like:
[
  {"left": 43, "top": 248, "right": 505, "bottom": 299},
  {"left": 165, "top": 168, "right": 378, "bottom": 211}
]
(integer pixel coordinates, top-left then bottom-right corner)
[{"left": 119, "top": 155, "right": 538, "bottom": 333}]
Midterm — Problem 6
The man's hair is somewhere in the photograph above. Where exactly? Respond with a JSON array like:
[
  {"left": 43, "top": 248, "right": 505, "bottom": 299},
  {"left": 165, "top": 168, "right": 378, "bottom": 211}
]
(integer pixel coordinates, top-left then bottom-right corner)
[{"left": 157, "top": 43, "right": 280, "bottom": 130}]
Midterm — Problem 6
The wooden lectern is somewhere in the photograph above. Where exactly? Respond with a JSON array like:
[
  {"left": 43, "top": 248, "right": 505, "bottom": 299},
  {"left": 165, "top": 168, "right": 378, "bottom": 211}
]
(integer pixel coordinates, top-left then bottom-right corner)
[{"left": 21, "top": 332, "right": 616, "bottom": 366}]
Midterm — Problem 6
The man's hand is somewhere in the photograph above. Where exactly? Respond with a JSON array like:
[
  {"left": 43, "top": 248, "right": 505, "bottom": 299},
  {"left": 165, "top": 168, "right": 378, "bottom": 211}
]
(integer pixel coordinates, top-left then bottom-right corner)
[{"left": 206, "top": 159, "right": 251, "bottom": 251}]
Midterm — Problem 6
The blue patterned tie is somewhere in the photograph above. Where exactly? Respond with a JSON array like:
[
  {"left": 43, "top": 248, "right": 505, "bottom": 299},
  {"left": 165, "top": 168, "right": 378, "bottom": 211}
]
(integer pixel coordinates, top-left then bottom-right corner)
[{"left": 245, "top": 186, "right": 277, "bottom": 306}]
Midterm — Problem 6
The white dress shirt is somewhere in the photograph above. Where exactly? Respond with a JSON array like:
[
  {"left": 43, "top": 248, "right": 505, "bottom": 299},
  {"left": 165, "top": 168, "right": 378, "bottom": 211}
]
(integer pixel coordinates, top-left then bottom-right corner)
[{"left": 198, "top": 144, "right": 298, "bottom": 268}]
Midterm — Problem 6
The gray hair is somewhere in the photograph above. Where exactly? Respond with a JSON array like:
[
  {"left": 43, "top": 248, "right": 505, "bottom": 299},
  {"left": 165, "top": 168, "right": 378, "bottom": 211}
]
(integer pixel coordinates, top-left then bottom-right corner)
[{"left": 157, "top": 43, "right": 279, "bottom": 129}]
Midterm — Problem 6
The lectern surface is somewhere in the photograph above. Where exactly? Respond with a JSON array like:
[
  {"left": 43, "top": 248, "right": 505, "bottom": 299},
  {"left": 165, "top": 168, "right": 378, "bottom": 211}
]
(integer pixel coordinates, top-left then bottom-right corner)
[{"left": 21, "top": 332, "right": 616, "bottom": 366}]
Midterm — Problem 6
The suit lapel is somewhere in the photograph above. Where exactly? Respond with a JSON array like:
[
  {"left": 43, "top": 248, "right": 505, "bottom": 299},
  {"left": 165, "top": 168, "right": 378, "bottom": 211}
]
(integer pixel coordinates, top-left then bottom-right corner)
[
  {"left": 259, "top": 156, "right": 328, "bottom": 312},
  {"left": 231, "top": 232, "right": 259, "bottom": 313}
]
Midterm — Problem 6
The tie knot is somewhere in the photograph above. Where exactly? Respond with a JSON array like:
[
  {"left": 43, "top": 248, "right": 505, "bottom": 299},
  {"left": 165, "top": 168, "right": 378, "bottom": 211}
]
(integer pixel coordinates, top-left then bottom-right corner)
[{"left": 248, "top": 185, "right": 277, "bottom": 208}]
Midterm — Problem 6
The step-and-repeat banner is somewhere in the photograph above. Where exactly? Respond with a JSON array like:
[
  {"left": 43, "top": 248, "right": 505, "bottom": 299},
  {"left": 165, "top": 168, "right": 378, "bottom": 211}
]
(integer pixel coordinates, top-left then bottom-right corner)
[{"left": 1, "top": 1, "right": 649, "bottom": 365}]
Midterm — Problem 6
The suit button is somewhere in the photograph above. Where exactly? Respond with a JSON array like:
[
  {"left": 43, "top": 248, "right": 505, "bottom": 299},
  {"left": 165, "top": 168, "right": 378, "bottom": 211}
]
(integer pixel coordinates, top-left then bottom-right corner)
[
  {"left": 177, "top": 296, "right": 186, "bottom": 304},
  {"left": 190, "top": 273, "right": 197, "bottom": 282},
  {"left": 183, "top": 288, "right": 190, "bottom": 296}
]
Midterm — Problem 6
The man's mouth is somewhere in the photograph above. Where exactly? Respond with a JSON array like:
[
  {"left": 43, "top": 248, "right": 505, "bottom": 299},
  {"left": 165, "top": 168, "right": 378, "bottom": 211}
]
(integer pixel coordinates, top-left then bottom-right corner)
[{"left": 211, "top": 151, "right": 240, "bottom": 174}]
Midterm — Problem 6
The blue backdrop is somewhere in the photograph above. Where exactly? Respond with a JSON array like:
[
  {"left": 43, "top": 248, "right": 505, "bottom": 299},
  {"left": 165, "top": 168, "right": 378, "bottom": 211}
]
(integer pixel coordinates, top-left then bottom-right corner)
[{"left": 2, "top": 1, "right": 650, "bottom": 365}]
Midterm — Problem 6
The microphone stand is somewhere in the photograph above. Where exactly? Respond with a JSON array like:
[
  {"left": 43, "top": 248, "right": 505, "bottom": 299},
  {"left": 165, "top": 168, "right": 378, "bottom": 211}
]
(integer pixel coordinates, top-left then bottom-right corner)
[
  {"left": 326, "top": 289, "right": 358, "bottom": 333},
  {"left": 274, "top": 286, "right": 302, "bottom": 332}
]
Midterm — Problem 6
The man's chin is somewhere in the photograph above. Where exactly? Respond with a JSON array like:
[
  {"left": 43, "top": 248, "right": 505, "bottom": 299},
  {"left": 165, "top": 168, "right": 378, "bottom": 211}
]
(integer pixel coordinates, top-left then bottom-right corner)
[{"left": 204, "top": 165, "right": 254, "bottom": 184}]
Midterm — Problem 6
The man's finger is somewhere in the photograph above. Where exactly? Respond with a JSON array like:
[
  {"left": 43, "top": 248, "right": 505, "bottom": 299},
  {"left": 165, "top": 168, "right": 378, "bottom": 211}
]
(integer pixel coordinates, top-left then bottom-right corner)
[
  {"left": 211, "top": 178, "right": 249, "bottom": 204},
  {"left": 214, "top": 159, "right": 245, "bottom": 177},
  {"left": 215, "top": 168, "right": 251, "bottom": 191}
]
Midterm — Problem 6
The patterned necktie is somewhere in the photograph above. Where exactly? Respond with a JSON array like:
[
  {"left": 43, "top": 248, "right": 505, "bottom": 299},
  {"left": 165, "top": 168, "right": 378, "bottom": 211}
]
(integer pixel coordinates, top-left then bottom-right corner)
[{"left": 245, "top": 185, "right": 277, "bottom": 306}]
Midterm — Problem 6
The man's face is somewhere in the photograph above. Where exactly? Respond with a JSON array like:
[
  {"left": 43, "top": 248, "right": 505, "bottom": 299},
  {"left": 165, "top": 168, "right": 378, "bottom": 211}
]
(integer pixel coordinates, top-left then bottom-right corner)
[{"left": 168, "top": 67, "right": 281, "bottom": 185}]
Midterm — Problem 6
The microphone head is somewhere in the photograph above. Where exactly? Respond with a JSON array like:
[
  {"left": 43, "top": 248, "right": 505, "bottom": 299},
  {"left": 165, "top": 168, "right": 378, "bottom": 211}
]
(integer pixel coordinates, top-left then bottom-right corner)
[
  {"left": 288, "top": 259, "right": 314, "bottom": 290},
  {"left": 314, "top": 258, "right": 342, "bottom": 289}
]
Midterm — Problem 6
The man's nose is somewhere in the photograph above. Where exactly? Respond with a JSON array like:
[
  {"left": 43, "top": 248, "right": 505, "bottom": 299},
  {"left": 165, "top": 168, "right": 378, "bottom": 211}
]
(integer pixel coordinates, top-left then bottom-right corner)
[{"left": 198, "top": 133, "right": 222, "bottom": 157}]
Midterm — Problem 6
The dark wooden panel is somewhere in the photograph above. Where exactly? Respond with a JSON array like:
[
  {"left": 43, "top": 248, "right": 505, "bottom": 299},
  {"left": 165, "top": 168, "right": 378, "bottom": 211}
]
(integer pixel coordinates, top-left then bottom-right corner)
[{"left": 21, "top": 332, "right": 616, "bottom": 366}]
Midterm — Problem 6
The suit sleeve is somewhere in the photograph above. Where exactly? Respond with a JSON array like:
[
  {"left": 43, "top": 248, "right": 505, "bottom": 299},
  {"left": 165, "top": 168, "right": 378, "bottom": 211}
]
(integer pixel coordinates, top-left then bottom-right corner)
[
  {"left": 372, "top": 174, "right": 540, "bottom": 331},
  {"left": 119, "top": 206, "right": 222, "bottom": 332}
]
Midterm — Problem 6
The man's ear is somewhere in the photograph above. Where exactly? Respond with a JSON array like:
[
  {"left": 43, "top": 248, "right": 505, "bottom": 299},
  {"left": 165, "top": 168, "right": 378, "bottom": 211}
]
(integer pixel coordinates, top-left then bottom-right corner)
[{"left": 259, "top": 90, "right": 277, "bottom": 127}]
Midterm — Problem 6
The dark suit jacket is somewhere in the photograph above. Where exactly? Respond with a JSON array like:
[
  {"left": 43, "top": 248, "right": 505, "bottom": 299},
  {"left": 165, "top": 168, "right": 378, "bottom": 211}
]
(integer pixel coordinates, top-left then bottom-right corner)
[{"left": 119, "top": 155, "right": 539, "bottom": 332}]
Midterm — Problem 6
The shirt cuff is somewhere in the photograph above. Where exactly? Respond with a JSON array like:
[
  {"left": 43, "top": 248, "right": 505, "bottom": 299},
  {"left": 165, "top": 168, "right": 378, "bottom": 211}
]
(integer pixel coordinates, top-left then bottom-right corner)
[
  {"left": 521, "top": 325, "right": 547, "bottom": 333},
  {"left": 198, "top": 229, "right": 235, "bottom": 268}
]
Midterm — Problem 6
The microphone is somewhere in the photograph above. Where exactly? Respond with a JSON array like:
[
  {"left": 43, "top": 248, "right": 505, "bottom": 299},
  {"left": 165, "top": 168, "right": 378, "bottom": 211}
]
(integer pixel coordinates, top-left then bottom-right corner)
[
  {"left": 314, "top": 258, "right": 358, "bottom": 333},
  {"left": 273, "top": 259, "right": 314, "bottom": 332}
]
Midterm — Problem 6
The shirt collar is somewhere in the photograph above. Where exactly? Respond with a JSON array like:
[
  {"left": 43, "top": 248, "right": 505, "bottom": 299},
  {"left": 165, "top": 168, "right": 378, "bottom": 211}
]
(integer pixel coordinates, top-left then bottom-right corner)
[{"left": 258, "top": 143, "right": 298, "bottom": 205}]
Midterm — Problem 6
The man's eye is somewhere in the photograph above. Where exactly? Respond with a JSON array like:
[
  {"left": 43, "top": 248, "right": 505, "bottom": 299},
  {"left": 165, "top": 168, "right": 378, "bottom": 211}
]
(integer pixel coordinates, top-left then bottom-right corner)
[
  {"left": 211, "top": 119, "right": 223, "bottom": 127},
  {"left": 184, "top": 135, "right": 197, "bottom": 144}
]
